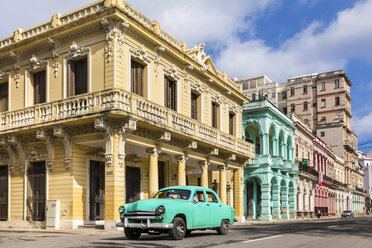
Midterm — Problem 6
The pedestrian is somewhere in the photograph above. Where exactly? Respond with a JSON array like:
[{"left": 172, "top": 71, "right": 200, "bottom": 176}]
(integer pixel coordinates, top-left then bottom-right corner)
[{"left": 317, "top": 209, "right": 321, "bottom": 219}]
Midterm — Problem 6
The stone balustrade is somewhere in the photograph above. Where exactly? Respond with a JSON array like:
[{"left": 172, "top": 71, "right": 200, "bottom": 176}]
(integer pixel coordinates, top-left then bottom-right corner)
[{"left": 0, "top": 88, "right": 254, "bottom": 157}]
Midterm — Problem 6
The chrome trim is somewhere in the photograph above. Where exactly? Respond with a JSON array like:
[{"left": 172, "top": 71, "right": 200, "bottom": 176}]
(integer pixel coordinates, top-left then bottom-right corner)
[{"left": 124, "top": 216, "right": 173, "bottom": 229}]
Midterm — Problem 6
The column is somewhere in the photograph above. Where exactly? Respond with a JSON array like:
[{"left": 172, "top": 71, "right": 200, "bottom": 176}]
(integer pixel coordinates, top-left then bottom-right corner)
[
  {"left": 281, "top": 186, "right": 289, "bottom": 219},
  {"left": 260, "top": 132, "right": 269, "bottom": 155},
  {"left": 281, "top": 142, "right": 287, "bottom": 160},
  {"left": 233, "top": 167, "right": 244, "bottom": 222},
  {"left": 289, "top": 187, "right": 296, "bottom": 219},
  {"left": 272, "top": 184, "right": 281, "bottom": 219},
  {"left": 253, "top": 181, "right": 257, "bottom": 218},
  {"left": 219, "top": 164, "right": 227, "bottom": 205},
  {"left": 260, "top": 183, "right": 272, "bottom": 221},
  {"left": 272, "top": 138, "right": 278, "bottom": 156},
  {"left": 176, "top": 153, "right": 187, "bottom": 186},
  {"left": 199, "top": 159, "right": 209, "bottom": 188},
  {"left": 147, "top": 147, "right": 159, "bottom": 198}
]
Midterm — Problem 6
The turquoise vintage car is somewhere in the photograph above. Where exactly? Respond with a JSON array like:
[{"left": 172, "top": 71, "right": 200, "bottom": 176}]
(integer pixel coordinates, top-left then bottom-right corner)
[{"left": 118, "top": 186, "right": 235, "bottom": 240}]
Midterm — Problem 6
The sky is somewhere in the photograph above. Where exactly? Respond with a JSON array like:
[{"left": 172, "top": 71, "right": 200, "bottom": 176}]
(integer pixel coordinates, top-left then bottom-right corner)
[{"left": 0, "top": 0, "right": 372, "bottom": 152}]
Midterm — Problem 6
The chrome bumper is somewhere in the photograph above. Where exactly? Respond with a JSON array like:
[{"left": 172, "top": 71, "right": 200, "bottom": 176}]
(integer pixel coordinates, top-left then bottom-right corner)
[{"left": 123, "top": 216, "right": 173, "bottom": 229}]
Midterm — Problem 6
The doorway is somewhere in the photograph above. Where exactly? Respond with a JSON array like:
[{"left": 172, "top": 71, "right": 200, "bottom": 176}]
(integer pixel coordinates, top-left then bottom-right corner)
[
  {"left": 0, "top": 166, "right": 8, "bottom": 221},
  {"left": 27, "top": 162, "right": 46, "bottom": 221},
  {"left": 126, "top": 166, "right": 141, "bottom": 203},
  {"left": 89, "top": 160, "right": 105, "bottom": 221},
  {"left": 246, "top": 178, "right": 261, "bottom": 219}
]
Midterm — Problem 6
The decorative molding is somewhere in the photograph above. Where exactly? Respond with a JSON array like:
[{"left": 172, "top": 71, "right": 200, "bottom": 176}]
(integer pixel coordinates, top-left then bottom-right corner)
[
  {"left": 48, "top": 38, "right": 61, "bottom": 78},
  {"left": 117, "top": 119, "right": 137, "bottom": 167},
  {"left": 186, "top": 43, "right": 210, "bottom": 71},
  {"left": 94, "top": 117, "right": 113, "bottom": 166},
  {"left": 130, "top": 44, "right": 151, "bottom": 64},
  {"left": 7, "top": 135, "right": 25, "bottom": 174},
  {"left": 199, "top": 159, "right": 210, "bottom": 170},
  {"left": 146, "top": 147, "right": 160, "bottom": 158},
  {"left": 164, "top": 64, "right": 180, "bottom": 81},
  {"left": 210, "top": 91, "right": 227, "bottom": 105},
  {"left": 29, "top": 55, "right": 46, "bottom": 70},
  {"left": 101, "top": 18, "right": 129, "bottom": 63},
  {"left": 64, "top": 41, "right": 89, "bottom": 59},
  {"left": 190, "top": 80, "right": 208, "bottom": 94},
  {"left": 87, "top": 148, "right": 105, "bottom": 158},
  {"left": 26, "top": 147, "right": 47, "bottom": 161},
  {"left": 175, "top": 153, "right": 188, "bottom": 164},
  {"left": 154, "top": 45, "right": 165, "bottom": 66},
  {"left": 0, "top": 71, "right": 9, "bottom": 81},
  {"left": 10, "top": 51, "right": 21, "bottom": 88},
  {"left": 53, "top": 126, "right": 72, "bottom": 170},
  {"left": 0, "top": 153, "right": 9, "bottom": 164},
  {"left": 36, "top": 129, "right": 54, "bottom": 170}
]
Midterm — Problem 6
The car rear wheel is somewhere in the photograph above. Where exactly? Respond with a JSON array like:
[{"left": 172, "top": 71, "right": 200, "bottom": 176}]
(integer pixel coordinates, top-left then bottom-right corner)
[
  {"left": 216, "top": 219, "right": 229, "bottom": 235},
  {"left": 169, "top": 217, "right": 186, "bottom": 240},
  {"left": 124, "top": 228, "right": 142, "bottom": 240}
]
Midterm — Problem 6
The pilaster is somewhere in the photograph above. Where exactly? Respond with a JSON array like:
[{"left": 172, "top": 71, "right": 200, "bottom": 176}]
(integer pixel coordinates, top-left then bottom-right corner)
[
  {"left": 175, "top": 153, "right": 187, "bottom": 186},
  {"left": 147, "top": 147, "right": 160, "bottom": 198},
  {"left": 260, "top": 183, "right": 272, "bottom": 221}
]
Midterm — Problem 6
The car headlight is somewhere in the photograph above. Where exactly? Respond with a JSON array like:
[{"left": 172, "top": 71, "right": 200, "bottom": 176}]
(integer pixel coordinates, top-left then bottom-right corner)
[
  {"left": 156, "top": 205, "right": 166, "bottom": 215},
  {"left": 119, "top": 206, "right": 125, "bottom": 214}
]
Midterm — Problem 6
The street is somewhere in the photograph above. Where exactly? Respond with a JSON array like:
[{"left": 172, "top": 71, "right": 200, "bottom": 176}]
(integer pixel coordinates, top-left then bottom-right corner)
[{"left": 1, "top": 217, "right": 371, "bottom": 248}]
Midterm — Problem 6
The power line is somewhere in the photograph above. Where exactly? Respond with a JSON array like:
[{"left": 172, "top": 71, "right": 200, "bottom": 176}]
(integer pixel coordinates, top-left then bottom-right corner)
[{"left": 359, "top": 140, "right": 372, "bottom": 146}]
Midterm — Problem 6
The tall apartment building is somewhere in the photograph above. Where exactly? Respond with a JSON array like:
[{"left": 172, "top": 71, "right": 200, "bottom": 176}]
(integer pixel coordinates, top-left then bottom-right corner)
[
  {"left": 0, "top": 0, "right": 255, "bottom": 229},
  {"left": 237, "top": 70, "right": 358, "bottom": 169}
]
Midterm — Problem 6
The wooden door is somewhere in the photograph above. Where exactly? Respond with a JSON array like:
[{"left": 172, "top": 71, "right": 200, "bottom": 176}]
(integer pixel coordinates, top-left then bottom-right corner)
[
  {"left": 126, "top": 166, "right": 141, "bottom": 203},
  {"left": 0, "top": 166, "right": 8, "bottom": 221},
  {"left": 27, "top": 162, "right": 46, "bottom": 221},
  {"left": 90, "top": 161, "right": 105, "bottom": 221}
]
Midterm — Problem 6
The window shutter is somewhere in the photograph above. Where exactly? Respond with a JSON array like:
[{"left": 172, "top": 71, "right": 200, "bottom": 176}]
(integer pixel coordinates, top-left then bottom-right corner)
[
  {"left": 67, "top": 60, "right": 74, "bottom": 97},
  {"left": 0, "top": 83, "right": 8, "bottom": 112},
  {"left": 164, "top": 77, "right": 169, "bottom": 108}
]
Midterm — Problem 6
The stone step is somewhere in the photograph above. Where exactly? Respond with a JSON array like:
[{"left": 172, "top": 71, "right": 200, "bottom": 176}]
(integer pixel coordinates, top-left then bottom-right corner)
[{"left": 77, "top": 224, "right": 104, "bottom": 230}]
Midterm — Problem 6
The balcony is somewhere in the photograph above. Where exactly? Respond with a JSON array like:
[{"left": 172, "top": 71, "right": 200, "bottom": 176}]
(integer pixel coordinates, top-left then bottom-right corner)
[
  {"left": 345, "top": 106, "right": 352, "bottom": 117},
  {"left": 0, "top": 88, "right": 255, "bottom": 159},
  {"left": 344, "top": 140, "right": 355, "bottom": 152},
  {"left": 299, "top": 164, "right": 319, "bottom": 178},
  {"left": 355, "top": 187, "right": 365, "bottom": 194}
]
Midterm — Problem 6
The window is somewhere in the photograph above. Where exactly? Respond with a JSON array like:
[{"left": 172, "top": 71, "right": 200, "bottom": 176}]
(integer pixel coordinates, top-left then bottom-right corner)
[
  {"left": 303, "top": 101, "right": 308, "bottom": 111},
  {"left": 282, "top": 91, "right": 287, "bottom": 100},
  {"left": 335, "top": 79, "right": 340, "bottom": 89},
  {"left": 320, "top": 131, "right": 325, "bottom": 137},
  {"left": 131, "top": 60, "right": 144, "bottom": 96},
  {"left": 191, "top": 92, "right": 199, "bottom": 120},
  {"left": 304, "top": 119, "right": 309, "bottom": 124},
  {"left": 195, "top": 191, "right": 205, "bottom": 202},
  {"left": 242, "top": 82, "right": 249, "bottom": 90},
  {"left": 252, "top": 93, "right": 256, "bottom": 101},
  {"left": 290, "top": 87, "right": 295, "bottom": 96},
  {"left": 303, "top": 85, "right": 308, "bottom": 94},
  {"left": 335, "top": 96, "right": 340, "bottom": 106},
  {"left": 164, "top": 77, "right": 177, "bottom": 111},
  {"left": 272, "top": 91, "right": 276, "bottom": 98},
  {"left": 211, "top": 102, "right": 219, "bottom": 129},
  {"left": 229, "top": 112, "right": 235, "bottom": 135},
  {"left": 283, "top": 107, "right": 287, "bottom": 114},
  {"left": 67, "top": 58, "right": 87, "bottom": 97},
  {"left": 321, "top": 82, "right": 325, "bottom": 91},
  {"left": 0, "top": 82, "right": 8, "bottom": 112},
  {"left": 33, "top": 71, "right": 46, "bottom": 105},
  {"left": 321, "top": 99, "right": 326, "bottom": 108},
  {"left": 206, "top": 192, "right": 218, "bottom": 203},
  {"left": 320, "top": 117, "right": 326, "bottom": 124},
  {"left": 291, "top": 103, "right": 295, "bottom": 112},
  {"left": 312, "top": 85, "right": 317, "bottom": 90},
  {"left": 313, "top": 102, "right": 317, "bottom": 107}
]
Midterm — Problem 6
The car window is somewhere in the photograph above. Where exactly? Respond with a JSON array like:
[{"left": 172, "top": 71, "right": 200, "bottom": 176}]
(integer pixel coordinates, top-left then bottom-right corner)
[
  {"left": 195, "top": 191, "right": 205, "bottom": 202},
  {"left": 153, "top": 189, "right": 191, "bottom": 200},
  {"left": 206, "top": 192, "right": 218, "bottom": 203}
]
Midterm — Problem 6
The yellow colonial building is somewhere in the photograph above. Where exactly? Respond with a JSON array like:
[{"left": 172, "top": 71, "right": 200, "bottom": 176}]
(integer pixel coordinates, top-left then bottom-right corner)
[{"left": 0, "top": 0, "right": 254, "bottom": 229}]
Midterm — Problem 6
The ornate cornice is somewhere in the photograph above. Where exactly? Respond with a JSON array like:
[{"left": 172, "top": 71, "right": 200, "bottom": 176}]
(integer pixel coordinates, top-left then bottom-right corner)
[
  {"left": 29, "top": 55, "right": 47, "bottom": 70},
  {"left": 130, "top": 44, "right": 151, "bottom": 64},
  {"left": 64, "top": 41, "right": 89, "bottom": 59}
]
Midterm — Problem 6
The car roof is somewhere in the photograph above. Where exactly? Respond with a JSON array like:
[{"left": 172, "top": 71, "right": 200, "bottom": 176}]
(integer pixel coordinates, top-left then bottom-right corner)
[{"left": 159, "top": 186, "right": 215, "bottom": 192}]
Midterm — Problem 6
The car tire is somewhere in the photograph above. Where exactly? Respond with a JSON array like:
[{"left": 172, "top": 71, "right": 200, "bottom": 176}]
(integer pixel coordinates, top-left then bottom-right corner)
[
  {"left": 169, "top": 217, "right": 186, "bottom": 240},
  {"left": 124, "top": 228, "right": 142, "bottom": 240},
  {"left": 216, "top": 219, "right": 229, "bottom": 235}
]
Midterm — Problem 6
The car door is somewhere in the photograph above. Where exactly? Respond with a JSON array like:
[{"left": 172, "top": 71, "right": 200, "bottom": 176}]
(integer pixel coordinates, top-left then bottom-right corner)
[
  {"left": 192, "top": 190, "right": 210, "bottom": 228},
  {"left": 206, "top": 191, "right": 223, "bottom": 227}
]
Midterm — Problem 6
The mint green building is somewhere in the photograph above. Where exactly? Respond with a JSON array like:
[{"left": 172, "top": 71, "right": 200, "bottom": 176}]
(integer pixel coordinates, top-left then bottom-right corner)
[{"left": 242, "top": 100, "right": 297, "bottom": 221}]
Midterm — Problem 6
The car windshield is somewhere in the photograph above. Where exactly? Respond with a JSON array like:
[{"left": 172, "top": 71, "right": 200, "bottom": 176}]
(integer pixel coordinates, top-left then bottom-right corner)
[
  {"left": 343, "top": 211, "right": 352, "bottom": 213},
  {"left": 153, "top": 189, "right": 191, "bottom": 200}
]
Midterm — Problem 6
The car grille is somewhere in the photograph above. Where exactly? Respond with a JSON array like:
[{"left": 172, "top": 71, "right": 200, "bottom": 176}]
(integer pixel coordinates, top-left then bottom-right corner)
[{"left": 125, "top": 211, "right": 156, "bottom": 216}]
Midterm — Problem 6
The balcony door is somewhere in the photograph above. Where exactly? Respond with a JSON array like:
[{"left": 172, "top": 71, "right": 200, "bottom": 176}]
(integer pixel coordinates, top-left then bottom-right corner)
[
  {"left": 27, "top": 162, "right": 46, "bottom": 221},
  {"left": 0, "top": 166, "right": 8, "bottom": 221},
  {"left": 89, "top": 161, "right": 105, "bottom": 221}
]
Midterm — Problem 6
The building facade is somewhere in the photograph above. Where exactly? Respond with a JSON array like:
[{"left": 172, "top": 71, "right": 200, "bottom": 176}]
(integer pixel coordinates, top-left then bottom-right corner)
[
  {"left": 0, "top": 0, "right": 255, "bottom": 229},
  {"left": 359, "top": 150, "right": 372, "bottom": 198},
  {"left": 242, "top": 100, "right": 297, "bottom": 221}
]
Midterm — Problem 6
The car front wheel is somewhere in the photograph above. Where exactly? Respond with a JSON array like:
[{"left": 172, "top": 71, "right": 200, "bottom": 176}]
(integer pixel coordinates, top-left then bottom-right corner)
[
  {"left": 216, "top": 219, "right": 229, "bottom": 235},
  {"left": 124, "top": 228, "right": 142, "bottom": 240},
  {"left": 169, "top": 217, "right": 186, "bottom": 240}
]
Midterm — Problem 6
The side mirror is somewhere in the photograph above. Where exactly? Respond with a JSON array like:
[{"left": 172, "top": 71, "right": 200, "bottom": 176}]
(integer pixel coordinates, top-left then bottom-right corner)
[{"left": 193, "top": 196, "right": 199, "bottom": 204}]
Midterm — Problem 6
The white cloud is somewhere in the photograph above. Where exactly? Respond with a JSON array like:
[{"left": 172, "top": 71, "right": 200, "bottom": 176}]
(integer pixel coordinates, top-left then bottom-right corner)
[
  {"left": 352, "top": 112, "right": 372, "bottom": 136},
  {"left": 126, "top": 0, "right": 275, "bottom": 48}
]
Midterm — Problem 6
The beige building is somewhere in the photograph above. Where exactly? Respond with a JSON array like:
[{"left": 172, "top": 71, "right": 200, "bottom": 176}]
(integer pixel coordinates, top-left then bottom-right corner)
[{"left": 0, "top": 0, "right": 255, "bottom": 229}]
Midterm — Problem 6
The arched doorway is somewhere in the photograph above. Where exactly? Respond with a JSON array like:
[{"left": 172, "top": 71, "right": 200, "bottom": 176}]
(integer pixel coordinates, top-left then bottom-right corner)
[{"left": 246, "top": 177, "right": 261, "bottom": 219}]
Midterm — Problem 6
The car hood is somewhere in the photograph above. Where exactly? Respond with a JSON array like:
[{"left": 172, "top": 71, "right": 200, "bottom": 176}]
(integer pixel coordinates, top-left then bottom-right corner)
[{"left": 126, "top": 198, "right": 188, "bottom": 211}]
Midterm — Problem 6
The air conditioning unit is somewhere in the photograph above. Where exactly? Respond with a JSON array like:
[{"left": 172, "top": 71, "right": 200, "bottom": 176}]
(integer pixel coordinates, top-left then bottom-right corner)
[{"left": 46, "top": 200, "right": 61, "bottom": 229}]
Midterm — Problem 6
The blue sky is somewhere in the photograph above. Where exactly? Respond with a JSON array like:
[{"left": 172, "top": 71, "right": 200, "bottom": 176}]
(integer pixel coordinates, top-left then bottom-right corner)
[{"left": 1, "top": 0, "right": 372, "bottom": 152}]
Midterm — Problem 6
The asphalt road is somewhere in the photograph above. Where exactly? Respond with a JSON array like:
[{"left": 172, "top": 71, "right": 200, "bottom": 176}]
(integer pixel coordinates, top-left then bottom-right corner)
[{"left": 1, "top": 217, "right": 371, "bottom": 248}]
